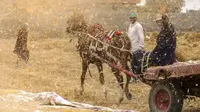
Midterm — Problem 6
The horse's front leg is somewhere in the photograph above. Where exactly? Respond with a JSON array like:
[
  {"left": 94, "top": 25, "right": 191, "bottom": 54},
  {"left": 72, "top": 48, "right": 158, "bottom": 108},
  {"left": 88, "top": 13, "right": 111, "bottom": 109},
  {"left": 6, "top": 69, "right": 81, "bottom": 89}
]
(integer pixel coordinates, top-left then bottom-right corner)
[
  {"left": 124, "top": 64, "right": 133, "bottom": 100},
  {"left": 120, "top": 58, "right": 133, "bottom": 101},
  {"left": 80, "top": 59, "right": 88, "bottom": 95},
  {"left": 96, "top": 62, "right": 107, "bottom": 100},
  {"left": 111, "top": 68, "right": 124, "bottom": 103},
  {"left": 125, "top": 75, "right": 132, "bottom": 100}
]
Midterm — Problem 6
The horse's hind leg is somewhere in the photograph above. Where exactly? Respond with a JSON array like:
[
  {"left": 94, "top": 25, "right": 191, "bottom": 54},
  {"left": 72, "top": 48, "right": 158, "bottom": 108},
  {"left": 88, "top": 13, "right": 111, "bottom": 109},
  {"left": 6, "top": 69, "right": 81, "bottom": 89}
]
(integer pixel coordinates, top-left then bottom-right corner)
[
  {"left": 111, "top": 68, "right": 124, "bottom": 103},
  {"left": 96, "top": 62, "right": 107, "bottom": 100},
  {"left": 124, "top": 65, "right": 133, "bottom": 100},
  {"left": 80, "top": 60, "right": 88, "bottom": 95}
]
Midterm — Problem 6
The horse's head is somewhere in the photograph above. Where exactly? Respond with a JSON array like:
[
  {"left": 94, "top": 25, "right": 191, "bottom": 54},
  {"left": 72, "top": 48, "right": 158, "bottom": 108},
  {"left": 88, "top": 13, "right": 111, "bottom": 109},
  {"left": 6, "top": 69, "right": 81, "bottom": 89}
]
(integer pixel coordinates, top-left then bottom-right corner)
[{"left": 66, "top": 13, "right": 88, "bottom": 33}]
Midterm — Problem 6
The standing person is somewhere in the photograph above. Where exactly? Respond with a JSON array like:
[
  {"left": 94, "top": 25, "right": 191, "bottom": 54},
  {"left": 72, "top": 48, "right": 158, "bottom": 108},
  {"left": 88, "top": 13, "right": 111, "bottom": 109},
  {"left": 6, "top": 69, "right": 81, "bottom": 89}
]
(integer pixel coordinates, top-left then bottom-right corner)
[
  {"left": 127, "top": 12, "right": 145, "bottom": 75},
  {"left": 127, "top": 12, "right": 145, "bottom": 53},
  {"left": 13, "top": 23, "right": 29, "bottom": 67}
]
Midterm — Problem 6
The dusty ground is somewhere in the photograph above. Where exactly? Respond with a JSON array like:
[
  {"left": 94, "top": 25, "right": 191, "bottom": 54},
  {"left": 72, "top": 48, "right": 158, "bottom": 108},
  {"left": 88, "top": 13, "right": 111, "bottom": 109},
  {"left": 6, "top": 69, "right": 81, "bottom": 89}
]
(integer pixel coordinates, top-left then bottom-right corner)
[
  {"left": 0, "top": 32, "right": 200, "bottom": 111},
  {"left": 0, "top": 37, "right": 150, "bottom": 112},
  {"left": 0, "top": 0, "right": 200, "bottom": 112}
]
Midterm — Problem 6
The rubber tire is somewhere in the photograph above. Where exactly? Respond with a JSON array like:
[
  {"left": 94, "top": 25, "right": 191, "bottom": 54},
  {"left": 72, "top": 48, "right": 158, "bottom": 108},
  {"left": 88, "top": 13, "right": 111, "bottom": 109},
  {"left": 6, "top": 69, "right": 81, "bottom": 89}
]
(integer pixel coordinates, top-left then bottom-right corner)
[{"left": 149, "top": 81, "right": 183, "bottom": 112}]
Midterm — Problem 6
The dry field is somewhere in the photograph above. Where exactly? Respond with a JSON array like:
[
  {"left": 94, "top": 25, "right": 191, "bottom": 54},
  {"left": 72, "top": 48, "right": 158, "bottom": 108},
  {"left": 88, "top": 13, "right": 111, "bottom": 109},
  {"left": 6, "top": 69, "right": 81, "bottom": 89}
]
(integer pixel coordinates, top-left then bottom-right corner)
[{"left": 0, "top": 32, "right": 200, "bottom": 111}]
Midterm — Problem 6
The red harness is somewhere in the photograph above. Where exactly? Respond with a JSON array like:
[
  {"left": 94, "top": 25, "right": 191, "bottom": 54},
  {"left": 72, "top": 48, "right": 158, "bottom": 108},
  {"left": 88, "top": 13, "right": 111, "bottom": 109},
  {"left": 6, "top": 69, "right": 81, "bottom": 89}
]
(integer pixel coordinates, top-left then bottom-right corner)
[
  {"left": 91, "top": 23, "right": 105, "bottom": 37},
  {"left": 91, "top": 23, "right": 122, "bottom": 42}
]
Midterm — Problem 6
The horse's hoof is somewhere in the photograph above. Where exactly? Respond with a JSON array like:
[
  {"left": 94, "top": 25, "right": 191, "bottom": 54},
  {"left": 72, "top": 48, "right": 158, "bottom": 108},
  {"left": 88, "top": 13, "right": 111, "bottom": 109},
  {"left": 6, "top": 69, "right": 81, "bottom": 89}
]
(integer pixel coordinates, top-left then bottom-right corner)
[
  {"left": 79, "top": 88, "right": 84, "bottom": 95},
  {"left": 118, "top": 97, "right": 124, "bottom": 104},
  {"left": 104, "top": 92, "right": 108, "bottom": 100},
  {"left": 126, "top": 92, "right": 132, "bottom": 100},
  {"left": 80, "top": 91, "right": 83, "bottom": 95}
]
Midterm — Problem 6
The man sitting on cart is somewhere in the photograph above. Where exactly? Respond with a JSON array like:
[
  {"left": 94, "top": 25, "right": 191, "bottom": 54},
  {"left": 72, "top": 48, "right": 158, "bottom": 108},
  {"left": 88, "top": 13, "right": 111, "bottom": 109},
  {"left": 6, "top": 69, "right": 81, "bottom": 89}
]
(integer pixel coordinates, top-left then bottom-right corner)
[
  {"left": 131, "top": 13, "right": 177, "bottom": 75},
  {"left": 150, "top": 13, "right": 177, "bottom": 66}
]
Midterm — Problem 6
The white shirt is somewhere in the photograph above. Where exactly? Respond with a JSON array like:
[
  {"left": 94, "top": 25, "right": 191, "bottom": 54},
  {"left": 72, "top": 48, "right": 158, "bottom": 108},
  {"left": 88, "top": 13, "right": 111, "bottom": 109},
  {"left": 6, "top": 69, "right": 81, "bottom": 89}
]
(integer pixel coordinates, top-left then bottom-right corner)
[{"left": 127, "top": 21, "right": 144, "bottom": 52}]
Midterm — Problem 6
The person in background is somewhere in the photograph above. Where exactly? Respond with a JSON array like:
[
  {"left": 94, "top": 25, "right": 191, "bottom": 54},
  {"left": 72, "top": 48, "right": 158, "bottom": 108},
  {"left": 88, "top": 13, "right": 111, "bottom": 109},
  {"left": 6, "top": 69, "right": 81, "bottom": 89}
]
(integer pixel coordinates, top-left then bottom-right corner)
[
  {"left": 13, "top": 23, "right": 30, "bottom": 67},
  {"left": 127, "top": 12, "right": 145, "bottom": 76},
  {"left": 127, "top": 12, "right": 145, "bottom": 53}
]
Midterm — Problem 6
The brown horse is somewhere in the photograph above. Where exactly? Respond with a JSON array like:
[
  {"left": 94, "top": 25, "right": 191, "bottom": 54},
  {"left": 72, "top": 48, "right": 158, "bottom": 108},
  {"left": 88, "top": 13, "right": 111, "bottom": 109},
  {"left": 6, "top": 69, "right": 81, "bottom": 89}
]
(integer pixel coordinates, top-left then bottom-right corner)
[{"left": 66, "top": 14, "right": 133, "bottom": 103}]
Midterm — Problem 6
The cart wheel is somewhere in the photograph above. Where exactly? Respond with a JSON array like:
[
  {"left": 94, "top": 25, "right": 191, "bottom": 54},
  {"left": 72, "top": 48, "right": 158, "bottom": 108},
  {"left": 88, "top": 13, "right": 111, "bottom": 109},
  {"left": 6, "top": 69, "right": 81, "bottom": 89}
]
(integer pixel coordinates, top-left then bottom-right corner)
[{"left": 149, "top": 81, "right": 183, "bottom": 112}]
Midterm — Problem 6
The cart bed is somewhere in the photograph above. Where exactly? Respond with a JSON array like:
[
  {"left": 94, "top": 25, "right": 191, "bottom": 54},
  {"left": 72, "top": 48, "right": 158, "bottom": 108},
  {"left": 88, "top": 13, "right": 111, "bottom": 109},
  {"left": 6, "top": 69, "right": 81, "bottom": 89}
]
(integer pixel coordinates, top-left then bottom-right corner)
[{"left": 143, "top": 61, "right": 200, "bottom": 80}]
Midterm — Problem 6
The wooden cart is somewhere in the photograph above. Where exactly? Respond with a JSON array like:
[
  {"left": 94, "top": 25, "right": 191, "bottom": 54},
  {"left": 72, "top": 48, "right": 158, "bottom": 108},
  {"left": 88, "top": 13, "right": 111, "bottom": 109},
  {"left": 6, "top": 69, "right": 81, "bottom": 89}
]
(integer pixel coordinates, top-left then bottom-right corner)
[{"left": 141, "top": 61, "right": 200, "bottom": 112}]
